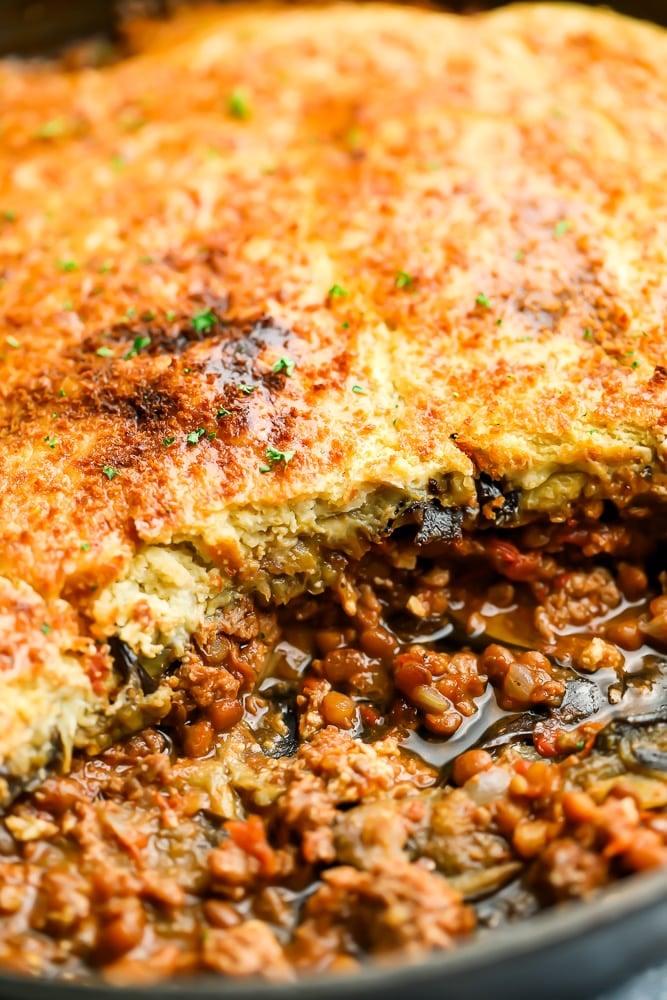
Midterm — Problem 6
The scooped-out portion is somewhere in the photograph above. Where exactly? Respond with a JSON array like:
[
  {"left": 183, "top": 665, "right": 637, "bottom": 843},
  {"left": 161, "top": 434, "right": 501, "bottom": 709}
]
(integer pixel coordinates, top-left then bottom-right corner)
[{"left": 0, "top": 516, "right": 665, "bottom": 982}]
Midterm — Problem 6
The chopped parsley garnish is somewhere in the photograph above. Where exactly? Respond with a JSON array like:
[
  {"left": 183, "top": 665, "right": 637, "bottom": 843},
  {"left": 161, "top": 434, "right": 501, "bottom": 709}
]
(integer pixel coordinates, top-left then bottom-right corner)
[
  {"left": 207, "top": 431, "right": 217, "bottom": 440},
  {"left": 272, "top": 356, "right": 296, "bottom": 376},
  {"left": 99, "top": 262, "right": 113, "bottom": 274},
  {"left": 80, "top": 542, "right": 90, "bottom": 552},
  {"left": 260, "top": 446, "right": 295, "bottom": 471},
  {"left": 583, "top": 328, "right": 593, "bottom": 341},
  {"left": 227, "top": 88, "right": 252, "bottom": 120},
  {"left": 191, "top": 308, "right": 216, "bottom": 333},
  {"left": 162, "top": 436, "right": 176, "bottom": 447},
  {"left": 5, "top": 336, "right": 20, "bottom": 349},
  {"left": 553, "top": 218, "right": 572, "bottom": 239},
  {"left": 514, "top": 249, "right": 525, "bottom": 262},
  {"left": 110, "top": 154, "right": 126, "bottom": 172},
  {"left": 341, "top": 321, "right": 350, "bottom": 330},
  {"left": 59, "top": 389, "right": 66, "bottom": 397},
  {"left": 41, "top": 623, "right": 51, "bottom": 635},
  {"left": 102, "top": 466, "right": 119, "bottom": 480},
  {"left": 57, "top": 258, "right": 78, "bottom": 272},
  {"left": 96, "top": 346, "right": 113, "bottom": 357},
  {"left": 328, "top": 284, "right": 348, "bottom": 298},
  {"left": 216, "top": 407, "right": 231, "bottom": 419},
  {"left": 475, "top": 292, "right": 491, "bottom": 309},
  {"left": 1, "top": 210, "right": 16, "bottom": 222},
  {"left": 141, "top": 310, "right": 155, "bottom": 322},
  {"left": 123, "top": 335, "right": 151, "bottom": 359},
  {"left": 632, "top": 360, "right": 639, "bottom": 369},
  {"left": 351, "top": 384, "right": 366, "bottom": 394},
  {"left": 166, "top": 310, "right": 176, "bottom": 322},
  {"left": 125, "top": 307, "right": 136, "bottom": 319},
  {"left": 139, "top": 255, "right": 153, "bottom": 265},
  {"left": 238, "top": 384, "right": 256, "bottom": 395},
  {"left": 186, "top": 428, "right": 207, "bottom": 446},
  {"left": 395, "top": 270, "right": 414, "bottom": 289},
  {"left": 496, "top": 318, "right": 503, "bottom": 326},
  {"left": 35, "top": 118, "right": 67, "bottom": 139},
  {"left": 43, "top": 435, "right": 57, "bottom": 449}
]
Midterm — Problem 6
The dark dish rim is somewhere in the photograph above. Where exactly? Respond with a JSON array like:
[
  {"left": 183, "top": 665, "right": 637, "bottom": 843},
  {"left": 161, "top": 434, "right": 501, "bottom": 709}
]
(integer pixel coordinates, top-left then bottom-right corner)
[{"left": 0, "top": 867, "right": 664, "bottom": 997}]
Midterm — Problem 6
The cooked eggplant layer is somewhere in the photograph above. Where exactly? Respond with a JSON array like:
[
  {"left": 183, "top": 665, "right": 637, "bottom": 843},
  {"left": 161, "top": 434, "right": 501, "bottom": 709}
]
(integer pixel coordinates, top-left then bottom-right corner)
[{"left": 2, "top": 2, "right": 667, "bottom": 783}]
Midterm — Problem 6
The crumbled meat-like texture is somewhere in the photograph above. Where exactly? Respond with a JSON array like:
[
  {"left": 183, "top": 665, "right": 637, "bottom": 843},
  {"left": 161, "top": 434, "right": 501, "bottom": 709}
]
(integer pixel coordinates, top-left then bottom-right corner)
[
  {"left": 202, "top": 920, "right": 293, "bottom": 981},
  {"left": 291, "top": 860, "right": 475, "bottom": 969},
  {"left": 0, "top": 533, "right": 664, "bottom": 980}
]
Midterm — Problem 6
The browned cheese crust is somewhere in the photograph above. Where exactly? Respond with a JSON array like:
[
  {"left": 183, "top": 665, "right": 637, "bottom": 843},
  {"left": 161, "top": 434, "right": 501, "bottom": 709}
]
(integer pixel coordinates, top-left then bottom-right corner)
[{"left": 1, "top": 2, "right": 667, "bottom": 779}]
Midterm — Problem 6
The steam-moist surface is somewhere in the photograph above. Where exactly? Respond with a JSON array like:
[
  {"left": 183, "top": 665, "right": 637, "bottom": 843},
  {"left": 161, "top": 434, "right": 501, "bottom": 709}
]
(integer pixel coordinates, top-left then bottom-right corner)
[{"left": 2, "top": 2, "right": 667, "bottom": 776}]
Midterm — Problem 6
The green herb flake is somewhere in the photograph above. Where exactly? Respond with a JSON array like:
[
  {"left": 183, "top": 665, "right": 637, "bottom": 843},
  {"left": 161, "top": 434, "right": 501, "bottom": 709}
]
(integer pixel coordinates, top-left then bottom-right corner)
[
  {"left": 99, "top": 262, "right": 113, "bottom": 275},
  {"left": 52, "top": 412, "right": 58, "bottom": 419},
  {"left": 328, "top": 284, "right": 348, "bottom": 299},
  {"left": 263, "top": 446, "right": 295, "bottom": 470},
  {"left": 238, "top": 384, "right": 256, "bottom": 395},
  {"left": 341, "top": 321, "right": 350, "bottom": 330},
  {"left": 395, "top": 270, "right": 414, "bottom": 290},
  {"left": 5, "top": 336, "right": 20, "bottom": 349},
  {"left": 191, "top": 308, "right": 216, "bottom": 333},
  {"left": 43, "top": 435, "right": 57, "bottom": 449},
  {"left": 125, "top": 307, "right": 136, "bottom": 319},
  {"left": 227, "top": 88, "right": 252, "bottom": 121},
  {"left": 496, "top": 318, "right": 503, "bottom": 326},
  {"left": 575, "top": 739, "right": 586, "bottom": 750},
  {"left": 57, "top": 258, "right": 78, "bottom": 272},
  {"left": 102, "top": 465, "right": 119, "bottom": 480},
  {"left": 207, "top": 431, "right": 217, "bottom": 440},
  {"left": 110, "top": 154, "right": 126, "bottom": 172},
  {"left": 166, "top": 310, "right": 176, "bottom": 322},
  {"left": 96, "top": 346, "right": 113, "bottom": 358},
  {"left": 59, "top": 389, "right": 67, "bottom": 398},
  {"left": 1, "top": 210, "right": 16, "bottom": 222},
  {"left": 553, "top": 218, "right": 572, "bottom": 239},
  {"left": 583, "top": 328, "right": 593, "bottom": 341},
  {"left": 351, "top": 384, "right": 366, "bottom": 394},
  {"left": 272, "top": 356, "right": 296, "bottom": 376},
  {"left": 186, "top": 428, "right": 207, "bottom": 446},
  {"left": 123, "top": 335, "right": 151, "bottom": 360},
  {"left": 35, "top": 118, "right": 67, "bottom": 140},
  {"left": 216, "top": 407, "right": 231, "bottom": 419},
  {"left": 631, "top": 360, "right": 639, "bottom": 369},
  {"left": 162, "top": 436, "right": 176, "bottom": 447},
  {"left": 475, "top": 292, "right": 491, "bottom": 309},
  {"left": 514, "top": 249, "right": 525, "bottom": 262},
  {"left": 80, "top": 541, "right": 90, "bottom": 552},
  {"left": 41, "top": 623, "right": 52, "bottom": 635}
]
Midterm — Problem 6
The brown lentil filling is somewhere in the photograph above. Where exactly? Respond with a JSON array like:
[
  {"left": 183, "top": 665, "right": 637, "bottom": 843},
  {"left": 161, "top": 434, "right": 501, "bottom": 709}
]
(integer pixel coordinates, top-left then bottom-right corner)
[{"left": 0, "top": 520, "right": 666, "bottom": 983}]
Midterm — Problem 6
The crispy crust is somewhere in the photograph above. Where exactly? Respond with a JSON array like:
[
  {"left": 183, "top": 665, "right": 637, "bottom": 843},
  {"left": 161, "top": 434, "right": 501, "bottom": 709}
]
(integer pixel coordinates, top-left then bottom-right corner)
[{"left": 1, "top": 2, "right": 667, "bottom": 778}]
